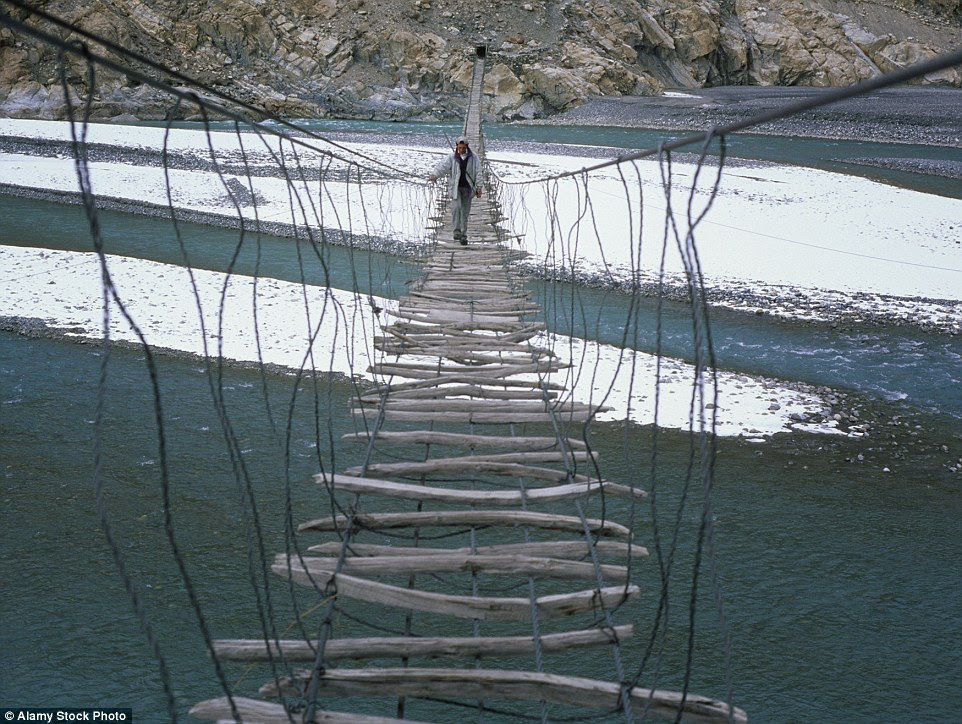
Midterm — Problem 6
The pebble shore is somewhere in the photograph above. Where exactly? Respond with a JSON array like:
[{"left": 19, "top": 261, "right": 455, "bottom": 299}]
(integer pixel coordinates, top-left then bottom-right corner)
[{"left": 528, "top": 86, "right": 962, "bottom": 149}]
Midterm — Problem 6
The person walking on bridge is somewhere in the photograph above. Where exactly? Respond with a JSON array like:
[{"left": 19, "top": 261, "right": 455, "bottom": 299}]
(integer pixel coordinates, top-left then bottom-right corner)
[{"left": 429, "top": 136, "right": 482, "bottom": 245}]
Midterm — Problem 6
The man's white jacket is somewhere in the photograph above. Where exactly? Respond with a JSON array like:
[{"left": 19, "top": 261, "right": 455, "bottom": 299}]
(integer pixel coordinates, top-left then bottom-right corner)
[{"left": 434, "top": 150, "right": 482, "bottom": 197}]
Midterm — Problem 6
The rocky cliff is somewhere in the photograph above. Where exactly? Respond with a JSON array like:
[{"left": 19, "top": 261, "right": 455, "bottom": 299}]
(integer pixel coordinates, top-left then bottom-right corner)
[{"left": 1, "top": 0, "right": 960, "bottom": 122}]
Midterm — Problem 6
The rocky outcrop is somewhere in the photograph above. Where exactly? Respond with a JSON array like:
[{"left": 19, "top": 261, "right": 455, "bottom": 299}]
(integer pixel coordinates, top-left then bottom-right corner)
[{"left": 0, "top": 0, "right": 959, "bottom": 122}]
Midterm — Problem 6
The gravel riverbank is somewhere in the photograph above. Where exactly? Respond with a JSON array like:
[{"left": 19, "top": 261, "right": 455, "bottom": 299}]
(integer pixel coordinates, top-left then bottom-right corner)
[{"left": 528, "top": 86, "right": 962, "bottom": 149}]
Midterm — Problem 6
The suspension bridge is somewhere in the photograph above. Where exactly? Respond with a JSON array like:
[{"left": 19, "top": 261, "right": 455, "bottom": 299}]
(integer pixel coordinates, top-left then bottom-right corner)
[{"left": 187, "top": 50, "right": 744, "bottom": 723}]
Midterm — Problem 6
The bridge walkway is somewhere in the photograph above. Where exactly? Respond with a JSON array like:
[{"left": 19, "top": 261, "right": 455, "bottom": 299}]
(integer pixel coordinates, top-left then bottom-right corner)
[{"left": 191, "top": 49, "right": 744, "bottom": 724}]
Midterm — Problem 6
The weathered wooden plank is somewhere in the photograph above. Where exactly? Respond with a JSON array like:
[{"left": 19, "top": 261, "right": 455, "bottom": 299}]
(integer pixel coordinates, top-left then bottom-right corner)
[
  {"left": 353, "top": 409, "right": 600, "bottom": 424},
  {"left": 399, "top": 306, "right": 535, "bottom": 321},
  {"left": 374, "top": 339, "right": 555, "bottom": 356},
  {"left": 381, "top": 325, "right": 542, "bottom": 345},
  {"left": 407, "top": 286, "right": 530, "bottom": 299},
  {"left": 365, "top": 399, "right": 599, "bottom": 413},
  {"left": 280, "top": 552, "right": 628, "bottom": 582},
  {"left": 340, "top": 429, "right": 586, "bottom": 451},
  {"left": 212, "top": 625, "right": 634, "bottom": 662},
  {"left": 374, "top": 346, "right": 552, "bottom": 364},
  {"left": 272, "top": 561, "right": 640, "bottom": 620},
  {"left": 347, "top": 450, "right": 592, "bottom": 466},
  {"left": 398, "top": 305, "right": 542, "bottom": 318},
  {"left": 342, "top": 458, "right": 591, "bottom": 482},
  {"left": 316, "top": 473, "right": 644, "bottom": 504},
  {"left": 259, "top": 669, "right": 747, "bottom": 723},
  {"left": 363, "top": 375, "right": 566, "bottom": 394},
  {"left": 376, "top": 331, "right": 536, "bottom": 345},
  {"left": 358, "top": 385, "right": 557, "bottom": 402},
  {"left": 419, "top": 275, "right": 513, "bottom": 284},
  {"left": 386, "top": 307, "right": 533, "bottom": 327},
  {"left": 306, "top": 540, "right": 648, "bottom": 560},
  {"left": 298, "top": 510, "right": 633, "bottom": 540},
  {"left": 407, "top": 294, "right": 533, "bottom": 310},
  {"left": 370, "top": 360, "right": 568, "bottom": 376},
  {"left": 391, "top": 322, "right": 545, "bottom": 341},
  {"left": 390, "top": 320, "right": 546, "bottom": 336},
  {"left": 190, "top": 697, "right": 425, "bottom": 723}
]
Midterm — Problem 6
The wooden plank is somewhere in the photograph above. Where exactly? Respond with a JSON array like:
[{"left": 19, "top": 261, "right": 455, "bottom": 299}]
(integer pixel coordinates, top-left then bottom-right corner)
[
  {"left": 374, "top": 346, "right": 550, "bottom": 364},
  {"left": 379, "top": 329, "right": 534, "bottom": 345},
  {"left": 340, "top": 429, "right": 586, "bottom": 450},
  {"left": 399, "top": 306, "right": 535, "bottom": 321},
  {"left": 370, "top": 360, "right": 568, "bottom": 376},
  {"left": 344, "top": 450, "right": 591, "bottom": 466},
  {"left": 385, "top": 307, "right": 533, "bottom": 327},
  {"left": 391, "top": 322, "right": 545, "bottom": 339},
  {"left": 353, "top": 393, "right": 611, "bottom": 415},
  {"left": 363, "top": 375, "right": 566, "bottom": 394},
  {"left": 316, "top": 473, "right": 645, "bottom": 504},
  {"left": 190, "top": 697, "right": 425, "bottom": 723},
  {"left": 272, "top": 561, "right": 640, "bottom": 620},
  {"left": 358, "top": 385, "right": 557, "bottom": 401},
  {"left": 260, "top": 669, "right": 746, "bottom": 723},
  {"left": 390, "top": 320, "right": 545, "bottom": 336},
  {"left": 353, "top": 409, "right": 600, "bottom": 424},
  {"left": 407, "top": 293, "right": 533, "bottom": 309},
  {"left": 298, "top": 510, "right": 633, "bottom": 540},
  {"left": 374, "top": 340, "right": 554, "bottom": 356},
  {"left": 362, "top": 399, "right": 601, "bottom": 414},
  {"left": 407, "top": 287, "right": 530, "bottom": 300},
  {"left": 281, "top": 552, "right": 628, "bottom": 582},
  {"left": 306, "top": 540, "right": 648, "bottom": 560},
  {"left": 341, "top": 460, "right": 592, "bottom": 483},
  {"left": 381, "top": 326, "right": 542, "bottom": 345},
  {"left": 212, "top": 625, "right": 634, "bottom": 662}
]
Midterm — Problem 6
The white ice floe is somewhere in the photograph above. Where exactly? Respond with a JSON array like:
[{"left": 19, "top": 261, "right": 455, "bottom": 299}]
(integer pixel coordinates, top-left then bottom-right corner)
[{"left": 0, "top": 245, "right": 829, "bottom": 437}]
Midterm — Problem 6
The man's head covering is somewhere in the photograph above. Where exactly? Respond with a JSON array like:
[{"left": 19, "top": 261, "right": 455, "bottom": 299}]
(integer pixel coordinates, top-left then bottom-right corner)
[{"left": 456, "top": 136, "right": 469, "bottom": 146}]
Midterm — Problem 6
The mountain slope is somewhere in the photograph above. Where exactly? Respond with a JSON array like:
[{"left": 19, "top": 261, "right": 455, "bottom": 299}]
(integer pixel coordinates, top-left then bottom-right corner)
[{"left": 0, "top": 0, "right": 959, "bottom": 121}]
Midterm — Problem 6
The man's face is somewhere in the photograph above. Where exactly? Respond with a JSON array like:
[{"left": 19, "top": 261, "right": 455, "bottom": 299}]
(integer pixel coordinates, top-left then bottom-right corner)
[{"left": 456, "top": 142, "right": 467, "bottom": 154}]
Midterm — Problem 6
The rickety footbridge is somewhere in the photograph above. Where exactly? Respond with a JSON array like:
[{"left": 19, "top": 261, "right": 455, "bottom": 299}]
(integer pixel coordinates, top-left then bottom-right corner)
[{"left": 191, "top": 50, "right": 745, "bottom": 723}]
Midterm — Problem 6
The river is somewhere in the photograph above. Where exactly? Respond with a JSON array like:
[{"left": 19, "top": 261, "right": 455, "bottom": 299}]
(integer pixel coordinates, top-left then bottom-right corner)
[{"left": 1, "top": 120, "right": 961, "bottom": 722}]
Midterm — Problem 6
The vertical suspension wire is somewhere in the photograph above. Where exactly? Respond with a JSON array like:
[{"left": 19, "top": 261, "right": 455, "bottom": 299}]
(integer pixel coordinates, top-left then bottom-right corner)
[
  {"left": 677, "top": 131, "right": 735, "bottom": 720},
  {"left": 61, "top": 47, "right": 248, "bottom": 722},
  {"left": 63, "top": 47, "right": 183, "bottom": 722}
]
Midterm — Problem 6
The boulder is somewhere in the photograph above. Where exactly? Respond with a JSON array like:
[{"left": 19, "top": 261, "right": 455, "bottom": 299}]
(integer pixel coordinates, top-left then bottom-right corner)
[
  {"left": 483, "top": 63, "right": 525, "bottom": 116},
  {"left": 736, "top": 0, "right": 879, "bottom": 86},
  {"left": 871, "top": 40, "right": 962, "bottom": 85},
  {"left": 0, "top": 81, "right": 82, "bottom": 119},
  {"left": 520, "top": 62, "right": 594, "bottom": 112}
]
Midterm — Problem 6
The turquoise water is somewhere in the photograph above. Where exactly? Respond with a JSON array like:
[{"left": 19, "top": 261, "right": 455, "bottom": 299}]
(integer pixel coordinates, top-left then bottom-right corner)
[{"left": 2, "top": 332, "right": 960, "bottom": 721}]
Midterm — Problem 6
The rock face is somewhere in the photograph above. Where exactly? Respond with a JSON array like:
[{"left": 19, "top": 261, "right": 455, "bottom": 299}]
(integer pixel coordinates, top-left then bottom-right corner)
[{"left": 0, "top": 0, "right": 959, "bottom": 121}]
